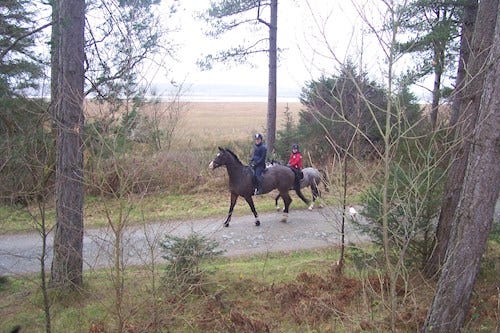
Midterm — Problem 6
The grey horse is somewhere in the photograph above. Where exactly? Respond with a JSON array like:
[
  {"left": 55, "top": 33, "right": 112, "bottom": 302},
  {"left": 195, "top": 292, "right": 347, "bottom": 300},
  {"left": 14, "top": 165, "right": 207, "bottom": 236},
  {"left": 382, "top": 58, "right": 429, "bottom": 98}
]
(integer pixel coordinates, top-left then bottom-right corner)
[{"left": 269, "top": 164, "right": 328, "bottom": 210}]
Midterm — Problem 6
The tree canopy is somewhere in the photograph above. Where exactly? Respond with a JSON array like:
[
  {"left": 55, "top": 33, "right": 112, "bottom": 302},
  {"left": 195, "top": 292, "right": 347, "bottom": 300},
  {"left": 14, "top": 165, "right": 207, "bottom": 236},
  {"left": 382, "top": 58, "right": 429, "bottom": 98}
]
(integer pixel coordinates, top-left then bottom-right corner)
[
  {"left": 292, "top": 62, "right": 420, "bottom": 162},
  {"left": 0, "top": 0, "right": 46, "bottom": 97}
]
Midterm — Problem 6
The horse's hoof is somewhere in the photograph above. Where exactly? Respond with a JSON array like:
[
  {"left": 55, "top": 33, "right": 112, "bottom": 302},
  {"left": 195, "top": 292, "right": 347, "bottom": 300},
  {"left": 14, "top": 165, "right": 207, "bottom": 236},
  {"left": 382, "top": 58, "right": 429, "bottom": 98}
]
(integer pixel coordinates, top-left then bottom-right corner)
[
  {"left": 224, "top": 222, "right": 229, "bottom": 227},
  {"left": 255, "top": 220, "right": 260, "bottom": 226},
  {"left": 275, "top": 206, "right": 280, "bottom": 211},
  {"left": 308, "top": 205, "right": 314, "bottom": 210}
]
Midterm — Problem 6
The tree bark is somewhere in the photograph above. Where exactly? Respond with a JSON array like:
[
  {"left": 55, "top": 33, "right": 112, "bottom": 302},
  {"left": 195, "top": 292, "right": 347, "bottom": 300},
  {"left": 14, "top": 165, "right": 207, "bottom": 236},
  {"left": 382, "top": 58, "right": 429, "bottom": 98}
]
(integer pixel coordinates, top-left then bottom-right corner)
[
  {"left": 424, "top": 0, "right": 492, "bottom": 278},
  {"left": 430, "top": 44, "right": 444, "bottom": 129},
  {"left": 50, "top": 0, "right": 86, "bottom": 289},
  {"left": 266, "top": 0, "right": 277, "bottom": 152},
  {"left": 50, "top": 0, "right": 60, "bottom": 124},
  {"left": 449, "top": 0, "right": 478, "bottom": 128},
  {"left": 422, "top": 1, "right": 500, "bottom": 331}
]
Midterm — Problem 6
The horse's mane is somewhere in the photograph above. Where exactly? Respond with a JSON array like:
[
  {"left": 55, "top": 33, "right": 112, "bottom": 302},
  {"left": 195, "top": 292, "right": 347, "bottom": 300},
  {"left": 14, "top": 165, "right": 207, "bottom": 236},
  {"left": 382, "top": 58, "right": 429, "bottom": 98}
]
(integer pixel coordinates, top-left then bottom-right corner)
[{"left": 224, "top": 148, "right": 244, "bottom": 165}]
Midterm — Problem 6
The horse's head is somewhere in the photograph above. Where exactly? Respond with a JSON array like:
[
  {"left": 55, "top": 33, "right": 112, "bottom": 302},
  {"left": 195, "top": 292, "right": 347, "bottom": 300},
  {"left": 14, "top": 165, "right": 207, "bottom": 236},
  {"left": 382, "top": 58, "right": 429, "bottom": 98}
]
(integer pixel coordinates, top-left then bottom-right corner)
[{"left": 209, "top": 147, "right": 234, "bottom": 169}]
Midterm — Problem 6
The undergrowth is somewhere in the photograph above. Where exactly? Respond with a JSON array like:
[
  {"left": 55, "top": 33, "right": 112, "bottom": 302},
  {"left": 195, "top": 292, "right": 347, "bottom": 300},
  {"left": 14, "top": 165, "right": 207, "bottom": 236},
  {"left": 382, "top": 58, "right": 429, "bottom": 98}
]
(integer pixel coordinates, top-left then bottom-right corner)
[{"left": 1, "top": 246, "right": 498, "bottom": 333}]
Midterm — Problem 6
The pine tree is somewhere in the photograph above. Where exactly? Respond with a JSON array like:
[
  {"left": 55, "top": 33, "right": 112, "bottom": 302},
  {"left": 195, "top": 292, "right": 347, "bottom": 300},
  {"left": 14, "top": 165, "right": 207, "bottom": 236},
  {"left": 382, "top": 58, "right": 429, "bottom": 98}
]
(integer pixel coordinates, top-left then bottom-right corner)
[
  {"left": 199, "top": 0, "right": 278, "bottom": 150},
  {"left": 397, "top": 0, "right": 463, "bottom": 128},
  {"left": 0, "top": 0, "right": 46, "bottom": 97}
]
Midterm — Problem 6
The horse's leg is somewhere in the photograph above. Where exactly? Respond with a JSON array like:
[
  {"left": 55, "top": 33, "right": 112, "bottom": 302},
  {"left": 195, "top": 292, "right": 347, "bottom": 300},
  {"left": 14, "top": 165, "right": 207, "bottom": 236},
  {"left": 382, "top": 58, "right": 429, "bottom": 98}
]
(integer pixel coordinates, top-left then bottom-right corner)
[
  {"left": 243, "top": 196, "right": 261, "bottom": 226},
  {"left": 280, "top": 192, "right": 292, "bottom": 223},
  {"left": 275, "top": 193, "right": 281, "bottom": 211},
  {"left": 224, "top": 192, "right": 239, "bottom": 227},
  {"left": 294, "top": 187, "right": 310, "bottom": 207},
  {"left": 309, "top": 183, "right": 319, "bottom": 210},
  {"left": 315, "top": 178, "right": 325, "bottom": 208}
]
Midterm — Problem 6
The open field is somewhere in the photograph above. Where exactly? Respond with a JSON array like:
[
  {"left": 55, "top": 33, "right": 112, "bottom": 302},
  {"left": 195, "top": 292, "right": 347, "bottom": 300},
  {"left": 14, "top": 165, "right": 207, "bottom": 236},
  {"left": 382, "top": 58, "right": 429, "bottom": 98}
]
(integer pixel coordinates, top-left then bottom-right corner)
[
  {"left": 85, "top": 100, "right": 303, "bottom": 149},
  {"left": 174, "top": 101, "right": 302, "bottom": 148}
]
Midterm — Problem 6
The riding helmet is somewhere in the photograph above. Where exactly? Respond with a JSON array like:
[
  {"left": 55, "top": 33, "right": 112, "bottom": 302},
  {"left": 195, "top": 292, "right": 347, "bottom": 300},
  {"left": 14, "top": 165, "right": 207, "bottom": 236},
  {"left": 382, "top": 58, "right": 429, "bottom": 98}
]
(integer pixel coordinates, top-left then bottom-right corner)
[
  {"left": 292, "top": 143, "right": 299, "bottom": 150},
  {"left": 255, "top": 133, "right": 263, "bottom": 140}
]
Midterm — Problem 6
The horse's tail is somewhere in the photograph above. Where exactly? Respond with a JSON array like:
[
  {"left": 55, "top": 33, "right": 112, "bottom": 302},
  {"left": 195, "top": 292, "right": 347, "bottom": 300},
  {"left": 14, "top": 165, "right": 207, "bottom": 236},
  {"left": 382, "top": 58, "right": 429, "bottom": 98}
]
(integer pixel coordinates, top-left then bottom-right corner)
[{"left": 319, "top": 169, "right": 330, "bottom": 192}]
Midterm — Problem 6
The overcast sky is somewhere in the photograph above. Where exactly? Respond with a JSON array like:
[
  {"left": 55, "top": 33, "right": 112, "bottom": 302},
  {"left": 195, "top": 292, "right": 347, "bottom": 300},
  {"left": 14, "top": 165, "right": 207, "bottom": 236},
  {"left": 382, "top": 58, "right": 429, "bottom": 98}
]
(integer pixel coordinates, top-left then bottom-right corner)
[
  {"left": 144, "top": 0, "right": 434, "bottom": 102},
  {"left": 146, "top": 0, "right": 372, "bottom": 99}
]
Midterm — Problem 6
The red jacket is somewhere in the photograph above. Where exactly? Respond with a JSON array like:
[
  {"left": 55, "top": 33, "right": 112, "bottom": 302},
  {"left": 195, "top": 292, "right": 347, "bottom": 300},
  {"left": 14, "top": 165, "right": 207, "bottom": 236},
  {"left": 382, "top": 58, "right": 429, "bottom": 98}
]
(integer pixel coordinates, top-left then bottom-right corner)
[{"left": 288, "top": 152, "right": 303, "bottom": 169}]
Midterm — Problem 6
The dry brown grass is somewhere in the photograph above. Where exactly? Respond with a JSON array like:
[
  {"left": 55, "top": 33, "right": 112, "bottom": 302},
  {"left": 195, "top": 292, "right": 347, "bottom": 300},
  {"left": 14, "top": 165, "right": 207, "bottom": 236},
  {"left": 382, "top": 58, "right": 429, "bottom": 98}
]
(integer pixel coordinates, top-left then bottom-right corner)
[
  {"left": 85, "top": 100, "right": 302, "bottom": 149},
  {"left": 176, "top": 101, "right": 302, "bottom": 148},
  {"left": 1, "top": 246, "right": 498, "bottom": 332}
]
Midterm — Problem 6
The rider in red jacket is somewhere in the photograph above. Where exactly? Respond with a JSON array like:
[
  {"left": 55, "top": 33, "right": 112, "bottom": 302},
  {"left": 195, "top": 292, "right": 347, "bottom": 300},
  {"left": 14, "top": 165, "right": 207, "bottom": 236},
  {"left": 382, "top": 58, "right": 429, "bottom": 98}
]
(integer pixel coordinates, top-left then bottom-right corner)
[{"left": 288, "top": 144, "right": 303, "bottom": 170}]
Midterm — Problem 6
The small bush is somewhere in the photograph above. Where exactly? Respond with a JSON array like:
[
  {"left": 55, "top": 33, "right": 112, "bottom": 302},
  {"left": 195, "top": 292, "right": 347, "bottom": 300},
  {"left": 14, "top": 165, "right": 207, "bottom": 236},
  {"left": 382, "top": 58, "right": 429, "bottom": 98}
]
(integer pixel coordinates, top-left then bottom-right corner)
[
  {"left": 0, "top": 98, "right": 53, "bottom": 204},
  {"left": 160, "top": 233, "right": 224, "bottom": 290}
]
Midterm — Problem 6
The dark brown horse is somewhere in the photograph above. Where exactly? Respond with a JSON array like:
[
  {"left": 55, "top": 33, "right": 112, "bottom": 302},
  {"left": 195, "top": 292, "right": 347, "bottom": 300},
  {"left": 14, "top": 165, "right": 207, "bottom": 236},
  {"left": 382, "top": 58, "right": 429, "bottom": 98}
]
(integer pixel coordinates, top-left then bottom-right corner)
[{"left": 209, "top": 147, "right": 309, "bottom": 226}]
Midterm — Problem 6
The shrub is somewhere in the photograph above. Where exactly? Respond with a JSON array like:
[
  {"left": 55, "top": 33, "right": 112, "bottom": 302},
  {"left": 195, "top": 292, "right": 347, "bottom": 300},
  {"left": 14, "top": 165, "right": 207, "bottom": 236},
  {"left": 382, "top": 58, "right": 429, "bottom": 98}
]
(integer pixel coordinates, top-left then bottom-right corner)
[
  {"left": 296, "top": 61, "right": 421, "bottom": 163},
  {"left": 274, "top": 104, "right": 299, "bottom": 163},
  {"left": 0, "top": 98, "right": 53, "bottom": 204},
  {"left": 356, "top": 129, "right": 446, "bottom": 266},
  {"left": 160, "top": 233, "right": 224, "bottom": 290}
]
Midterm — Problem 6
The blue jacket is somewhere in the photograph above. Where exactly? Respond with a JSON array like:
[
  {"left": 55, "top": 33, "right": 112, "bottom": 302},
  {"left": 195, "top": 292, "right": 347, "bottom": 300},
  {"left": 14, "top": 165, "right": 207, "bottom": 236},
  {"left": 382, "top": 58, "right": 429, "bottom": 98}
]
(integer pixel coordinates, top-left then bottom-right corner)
[{"left": 251, "top": 143, "right": 267, "bottom": 168}]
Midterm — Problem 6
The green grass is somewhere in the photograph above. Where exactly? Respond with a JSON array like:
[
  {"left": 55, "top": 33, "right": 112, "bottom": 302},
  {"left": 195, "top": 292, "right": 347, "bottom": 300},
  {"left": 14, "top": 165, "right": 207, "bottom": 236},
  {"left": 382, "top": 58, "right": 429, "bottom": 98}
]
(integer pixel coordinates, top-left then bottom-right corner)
[
  {"left": 211, "top": 249, "right": 339, "bottom": 283},
  {"left": 1, "top": 246, "right": 498, "bottom": 333},
  {"left": 0, "top": 249, "right": 340, "bottom": 333},
  {"left": 1, "top": 189, "right": 339, "bottom": 234},
  {"left": 0, "top": 203, "right": 56, "bottom": 234}
]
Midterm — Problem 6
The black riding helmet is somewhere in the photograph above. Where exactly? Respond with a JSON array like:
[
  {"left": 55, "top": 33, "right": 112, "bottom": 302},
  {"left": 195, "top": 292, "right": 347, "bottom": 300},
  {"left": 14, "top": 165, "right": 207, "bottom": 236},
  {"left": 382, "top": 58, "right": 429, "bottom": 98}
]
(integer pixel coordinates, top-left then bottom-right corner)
[
  {"left": 255, "top": 133, "right": 263, "bottom": 140},
  {"left": 292, "top": 143, "right": 299, "bottom": 150}
]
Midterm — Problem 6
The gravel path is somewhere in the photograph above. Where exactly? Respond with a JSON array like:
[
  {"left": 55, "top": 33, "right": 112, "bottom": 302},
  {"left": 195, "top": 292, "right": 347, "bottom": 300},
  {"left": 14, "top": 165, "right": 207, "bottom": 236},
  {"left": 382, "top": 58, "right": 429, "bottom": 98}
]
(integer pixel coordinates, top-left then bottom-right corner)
[{"left": 0, "top": 206, "right": 370, "bottom": 276}]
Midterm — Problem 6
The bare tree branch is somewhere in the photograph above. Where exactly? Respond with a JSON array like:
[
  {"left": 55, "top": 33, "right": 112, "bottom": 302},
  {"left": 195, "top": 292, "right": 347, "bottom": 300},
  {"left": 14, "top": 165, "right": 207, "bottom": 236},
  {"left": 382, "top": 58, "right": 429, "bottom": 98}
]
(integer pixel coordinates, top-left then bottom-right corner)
[{"left": 0, "top": 22, "right": 51, "bottom": 61}]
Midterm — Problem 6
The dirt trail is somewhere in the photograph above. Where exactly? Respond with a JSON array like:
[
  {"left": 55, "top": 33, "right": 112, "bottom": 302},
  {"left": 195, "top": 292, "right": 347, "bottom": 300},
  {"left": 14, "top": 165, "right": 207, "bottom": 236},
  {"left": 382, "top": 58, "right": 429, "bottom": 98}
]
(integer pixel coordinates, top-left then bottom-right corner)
[{"left": 0, "top": 206, "right": 370, "bottom": 276}]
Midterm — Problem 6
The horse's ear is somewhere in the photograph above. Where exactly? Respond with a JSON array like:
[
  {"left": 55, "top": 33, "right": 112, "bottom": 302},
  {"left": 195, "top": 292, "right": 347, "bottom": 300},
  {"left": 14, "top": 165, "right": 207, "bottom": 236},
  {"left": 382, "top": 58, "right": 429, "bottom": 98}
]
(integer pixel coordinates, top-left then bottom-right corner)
[{"left": 218, "top": 146, "right": 224, "bottom": 151}]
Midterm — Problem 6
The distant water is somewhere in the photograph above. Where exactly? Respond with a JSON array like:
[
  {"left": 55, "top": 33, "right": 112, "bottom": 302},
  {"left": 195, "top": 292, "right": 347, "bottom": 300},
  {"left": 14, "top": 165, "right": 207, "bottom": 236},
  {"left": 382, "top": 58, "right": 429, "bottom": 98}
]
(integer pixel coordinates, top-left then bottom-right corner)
[
  {"left": 176, "top": 95, "right": 300, "bottom": 103},
  {"left": 149, "top": 82, "right": 302, "bottom": 103}
]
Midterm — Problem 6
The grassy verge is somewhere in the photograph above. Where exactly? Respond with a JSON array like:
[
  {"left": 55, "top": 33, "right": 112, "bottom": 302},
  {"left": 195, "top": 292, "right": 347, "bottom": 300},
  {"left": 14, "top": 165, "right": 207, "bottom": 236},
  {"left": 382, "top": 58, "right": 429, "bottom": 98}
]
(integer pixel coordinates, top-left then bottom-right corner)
[
  {"left": 0, "top": 190, "right": 340, "bottom": 234},
  {"left": 1, "top": 244, "right": 498, "bottom": 333}
]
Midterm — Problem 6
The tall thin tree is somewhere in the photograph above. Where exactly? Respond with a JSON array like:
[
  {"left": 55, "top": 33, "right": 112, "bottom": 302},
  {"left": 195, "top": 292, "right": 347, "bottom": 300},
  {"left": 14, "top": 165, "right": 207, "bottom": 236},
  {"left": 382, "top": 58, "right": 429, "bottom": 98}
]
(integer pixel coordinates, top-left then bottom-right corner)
[
  {"left": 424, "top": 0, "right": 478, "bottom": 277},
  {"left": 50, "top": 0, "right": 86, "bottom": 289},
  {"left": 200, "top": 0, "right": 278, "bottom": 151},
  {"left": 423, "top": 1, "right": 499, "bottom": 329},
  {"left": 265, "top": 0, "right": 277, "bottom": 151},
  {"left": 425, "top": 0, "right": 495, "bottom": 277}
]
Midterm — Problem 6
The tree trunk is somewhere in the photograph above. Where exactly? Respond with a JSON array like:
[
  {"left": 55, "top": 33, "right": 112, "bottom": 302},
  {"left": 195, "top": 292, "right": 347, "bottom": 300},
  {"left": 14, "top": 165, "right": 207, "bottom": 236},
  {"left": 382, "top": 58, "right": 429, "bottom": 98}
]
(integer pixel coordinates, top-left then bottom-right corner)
[
  {"left": 50, "top": 0, "right": 60, "bottom": 123},
  {"left": 266, "top": 0, "right": 277, "bottom": 152},
  {"left": 50, "top": 0, "right": 86, "bottom": 289},
  {"left": 424, "top": 0, "right": 492, "bottom": 278},
  {"left": 449, "top": 0, "right": 478, "bottom": 128},
  {"left": 422, "top": 1, "right": 500, "bottom": 331},
  {"left": 429, "top": 45, "right": 444, "bottom": 129}
]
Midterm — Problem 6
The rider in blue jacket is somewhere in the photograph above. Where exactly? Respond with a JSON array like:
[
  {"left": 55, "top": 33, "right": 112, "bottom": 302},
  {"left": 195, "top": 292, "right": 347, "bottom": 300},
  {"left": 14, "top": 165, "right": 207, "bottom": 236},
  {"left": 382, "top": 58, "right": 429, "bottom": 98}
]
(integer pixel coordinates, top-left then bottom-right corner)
[{"left": 250, "top": 133, "right": 267, "bottom": 195}]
